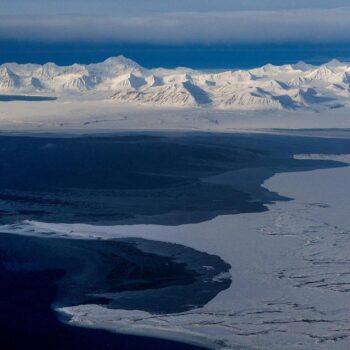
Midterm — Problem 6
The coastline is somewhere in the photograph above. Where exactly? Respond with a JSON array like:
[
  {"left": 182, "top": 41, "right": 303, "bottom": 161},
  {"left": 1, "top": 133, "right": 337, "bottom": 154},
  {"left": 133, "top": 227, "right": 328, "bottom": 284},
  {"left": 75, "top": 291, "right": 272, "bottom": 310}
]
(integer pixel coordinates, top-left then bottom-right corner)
[
  {"left": 2, "top": 131, "right": 350, "bottom": 349},
  {"left": 57, "top": 307, "right": 219, "bottom": 350},
  {"left": 17, "top": 153, "right": 350, "bottom": 350}
]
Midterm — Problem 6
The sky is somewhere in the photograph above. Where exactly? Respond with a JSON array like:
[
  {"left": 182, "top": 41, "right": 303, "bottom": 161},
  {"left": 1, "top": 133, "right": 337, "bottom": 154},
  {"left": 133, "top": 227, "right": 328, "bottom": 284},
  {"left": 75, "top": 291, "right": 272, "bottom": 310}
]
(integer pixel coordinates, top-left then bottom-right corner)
[
  {"left": 1, "top": 1, "right": 350, "bottom": 67},
  {"left": 1, "top": 0, "right": 350, "bottom": 44},
  {"left": 2, "top": 1, "right": 350, "bottom": 15}
]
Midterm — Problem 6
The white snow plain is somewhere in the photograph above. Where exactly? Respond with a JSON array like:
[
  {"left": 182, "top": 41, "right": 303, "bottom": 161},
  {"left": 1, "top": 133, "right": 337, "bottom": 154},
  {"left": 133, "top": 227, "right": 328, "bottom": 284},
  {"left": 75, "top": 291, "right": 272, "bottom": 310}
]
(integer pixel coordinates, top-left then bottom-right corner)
[
  {"left": 2, "top": 100, "right": 350, "bottom": 133},
  {"left": 3, "top": 154, "right": 350, "bottom": 350}
]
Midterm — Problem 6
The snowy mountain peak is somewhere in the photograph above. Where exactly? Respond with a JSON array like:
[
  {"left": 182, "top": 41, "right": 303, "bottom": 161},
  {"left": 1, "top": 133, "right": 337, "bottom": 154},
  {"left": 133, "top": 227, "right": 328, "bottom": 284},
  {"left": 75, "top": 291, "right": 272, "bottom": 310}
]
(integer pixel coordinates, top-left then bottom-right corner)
[
  {"left": 98, "top": 55, "right": 142, "bottom": 72},
  {"left": 1, "top": 56, "right": 350, "bottom": 111},
  {"left": 0, "top": 66, "right": 20, "bottom": 90},
  {"left": 325, "top": 58, "right": 344, "bottom": 68}
]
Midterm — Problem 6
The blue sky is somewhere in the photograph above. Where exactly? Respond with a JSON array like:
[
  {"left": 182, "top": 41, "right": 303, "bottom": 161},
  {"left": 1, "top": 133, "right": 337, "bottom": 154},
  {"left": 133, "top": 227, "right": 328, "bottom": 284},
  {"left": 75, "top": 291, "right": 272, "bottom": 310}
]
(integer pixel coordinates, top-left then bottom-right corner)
[{"left": 1, "top": 1, "right": 350, "bottom": 67}]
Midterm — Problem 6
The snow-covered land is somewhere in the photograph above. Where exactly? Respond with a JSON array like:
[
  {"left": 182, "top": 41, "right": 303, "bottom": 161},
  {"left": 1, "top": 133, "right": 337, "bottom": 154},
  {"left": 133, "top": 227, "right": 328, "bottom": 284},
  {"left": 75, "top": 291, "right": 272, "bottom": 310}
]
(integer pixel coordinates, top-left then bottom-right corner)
[
  {"left": 2, "top": 56, "right": 350, "bottom": 132},
  {"left": 2, "top": 56, "right": 350, "bottom": 111},
  {"left": 4, "top": 155, "right": 350, "bottom": 350}
]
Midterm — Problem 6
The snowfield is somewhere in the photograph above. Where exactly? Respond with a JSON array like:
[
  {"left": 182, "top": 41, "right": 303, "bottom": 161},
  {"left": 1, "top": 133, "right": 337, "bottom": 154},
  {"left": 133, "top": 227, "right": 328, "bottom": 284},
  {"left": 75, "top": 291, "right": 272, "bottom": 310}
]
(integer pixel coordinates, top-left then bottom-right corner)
[
  {"left": 2, "top": 99, "right": 350, "bottom": 133},
  {"left": 4, "top": 155, "right": 350, "bottom": 350}
]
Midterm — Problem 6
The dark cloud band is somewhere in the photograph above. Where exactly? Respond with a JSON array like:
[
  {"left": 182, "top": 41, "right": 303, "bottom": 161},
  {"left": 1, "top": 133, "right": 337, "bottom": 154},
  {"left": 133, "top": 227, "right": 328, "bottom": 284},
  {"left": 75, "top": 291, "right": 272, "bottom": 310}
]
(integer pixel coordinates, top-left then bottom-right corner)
[{"left": 1, "top": 8, "right": 350, "bottom": 44}]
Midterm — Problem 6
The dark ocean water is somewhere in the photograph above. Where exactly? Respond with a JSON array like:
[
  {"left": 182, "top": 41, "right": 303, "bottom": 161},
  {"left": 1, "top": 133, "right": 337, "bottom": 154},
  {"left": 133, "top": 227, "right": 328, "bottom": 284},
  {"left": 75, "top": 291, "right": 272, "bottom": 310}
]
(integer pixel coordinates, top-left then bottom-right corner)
[
  {"left": 0, "top": 95, "right": 57, "bottom": 102},
  {"left": 0, "top": 255, "right": 206, "bottom": 350},
  {"left": 1, "top": 132, "right": 350, "bottom": 226},
  {"left": 2, "top": 132, "right": 350, "bottom": 350}
]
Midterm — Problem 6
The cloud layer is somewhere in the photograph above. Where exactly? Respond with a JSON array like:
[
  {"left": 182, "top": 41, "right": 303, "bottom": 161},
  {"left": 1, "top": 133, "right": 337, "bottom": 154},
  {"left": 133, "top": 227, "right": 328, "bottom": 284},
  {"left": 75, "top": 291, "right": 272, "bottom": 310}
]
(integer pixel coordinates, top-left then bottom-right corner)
[
  {"left": 2, "top": 8, "right": 350, "bottom": 44},
  {"left": 2, "top": 0, "right": 350, "bottom": 16}
]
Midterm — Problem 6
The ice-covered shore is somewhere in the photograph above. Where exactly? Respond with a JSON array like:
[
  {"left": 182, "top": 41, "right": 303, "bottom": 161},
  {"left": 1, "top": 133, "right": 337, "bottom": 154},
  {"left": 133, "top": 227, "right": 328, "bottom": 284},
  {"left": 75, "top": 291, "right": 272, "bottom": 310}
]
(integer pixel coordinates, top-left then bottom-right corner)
[{"left": 4, "top": 154, "right": 350, "bottom": 349}]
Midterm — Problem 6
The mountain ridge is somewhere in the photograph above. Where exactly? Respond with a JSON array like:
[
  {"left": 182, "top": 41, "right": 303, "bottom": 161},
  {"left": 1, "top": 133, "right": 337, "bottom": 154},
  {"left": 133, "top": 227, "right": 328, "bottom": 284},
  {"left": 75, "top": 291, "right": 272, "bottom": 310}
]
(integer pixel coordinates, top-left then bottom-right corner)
[{"left": 1, "top": 55, "right": 350, "bottom": 111}]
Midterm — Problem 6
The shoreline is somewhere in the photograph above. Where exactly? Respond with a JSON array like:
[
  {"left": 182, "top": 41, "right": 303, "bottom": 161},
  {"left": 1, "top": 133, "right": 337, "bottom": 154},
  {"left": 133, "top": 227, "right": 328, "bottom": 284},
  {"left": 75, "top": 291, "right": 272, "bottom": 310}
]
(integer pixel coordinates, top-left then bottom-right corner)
[
  {"left": 10, "top": 153, "right": 350, "bottom": 350},
  {"left": 0, "top": 230, "right": 224, "bottom": 350},
  {"left": 1, "top": 127, "right": 350, "bottom": 141},
  {"left": 2, "top": 132, "right": 350, "bottom": 349},
  {"left": 57, "top": 307, "right": 219, "bottom": 350}
]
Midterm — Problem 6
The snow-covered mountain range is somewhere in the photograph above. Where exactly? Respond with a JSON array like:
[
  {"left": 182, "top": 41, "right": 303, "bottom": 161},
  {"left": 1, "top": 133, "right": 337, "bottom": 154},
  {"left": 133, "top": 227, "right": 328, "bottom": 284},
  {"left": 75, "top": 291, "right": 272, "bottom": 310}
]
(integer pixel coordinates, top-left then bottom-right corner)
[{"left": 2, "top": 55, "right": 350, "bottom": 111}]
